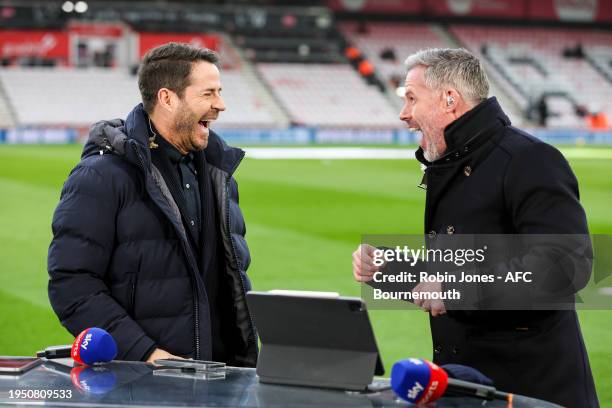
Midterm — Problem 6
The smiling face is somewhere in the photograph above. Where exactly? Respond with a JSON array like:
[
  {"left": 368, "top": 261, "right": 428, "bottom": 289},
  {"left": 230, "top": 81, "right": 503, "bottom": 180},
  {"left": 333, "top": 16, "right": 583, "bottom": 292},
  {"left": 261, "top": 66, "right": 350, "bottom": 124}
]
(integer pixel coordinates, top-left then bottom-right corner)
[
  {"left": 399, "top": 66, "right": 449, "bottom": 162},
  {"left": 170, "top": 61, "right": 225, "bottom": 153}
]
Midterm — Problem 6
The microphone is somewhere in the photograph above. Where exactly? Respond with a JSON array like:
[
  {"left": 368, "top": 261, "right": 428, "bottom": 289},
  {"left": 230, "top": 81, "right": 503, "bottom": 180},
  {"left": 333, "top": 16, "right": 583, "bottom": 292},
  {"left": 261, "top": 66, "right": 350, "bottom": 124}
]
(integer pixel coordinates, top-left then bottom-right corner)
[
  {"left": 37, "top": 328, "right": 117, "bottom": 366},
  {"left": 36, "top": 344, "right": 72, "bottom": 359},
  {"left": 391, "top": 358, "right": 512, "bottom": 404}
]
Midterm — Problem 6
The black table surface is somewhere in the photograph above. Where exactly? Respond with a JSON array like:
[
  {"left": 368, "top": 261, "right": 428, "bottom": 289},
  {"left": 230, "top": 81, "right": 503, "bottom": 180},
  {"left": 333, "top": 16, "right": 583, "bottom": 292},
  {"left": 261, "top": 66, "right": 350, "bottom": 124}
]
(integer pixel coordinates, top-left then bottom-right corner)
[{"left": 0, "top": 359, "right": 563, "bottom": 407}]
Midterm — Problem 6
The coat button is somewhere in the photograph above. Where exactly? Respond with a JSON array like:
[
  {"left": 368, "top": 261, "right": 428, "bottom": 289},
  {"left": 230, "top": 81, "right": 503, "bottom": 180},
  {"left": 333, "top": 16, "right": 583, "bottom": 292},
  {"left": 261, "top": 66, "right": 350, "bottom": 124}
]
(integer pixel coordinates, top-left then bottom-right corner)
[
  {"left": 452, "top": 346, "right": 459, "bottom": 355},
  {"left": 428, "top": 230, "right": 437, "bottom": 238},
  {"left": 464, "top": 166, "right": 472, "bottom": 176},
  {"left": 447, "top": 225, "right": 455, "bottom": 235},
  {"left": 434, "top": 345, "right": 442, "bottom": 354}
]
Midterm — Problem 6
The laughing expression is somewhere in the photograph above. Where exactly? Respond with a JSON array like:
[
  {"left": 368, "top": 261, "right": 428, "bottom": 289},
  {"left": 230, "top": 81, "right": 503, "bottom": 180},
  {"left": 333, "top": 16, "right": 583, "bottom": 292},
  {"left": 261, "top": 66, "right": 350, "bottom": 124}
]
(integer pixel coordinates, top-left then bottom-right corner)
[{"left": 171, "top": 61, "right": 225, "bottom": 152}]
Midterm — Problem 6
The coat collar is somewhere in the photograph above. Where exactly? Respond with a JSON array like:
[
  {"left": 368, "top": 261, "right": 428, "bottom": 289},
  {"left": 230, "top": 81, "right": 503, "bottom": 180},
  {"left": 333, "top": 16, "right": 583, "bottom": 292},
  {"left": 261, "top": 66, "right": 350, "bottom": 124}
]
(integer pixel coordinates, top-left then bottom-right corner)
[
  {"left": 84, "top": 103, "right": 245, "bottom": 176},
  {"left": 416, "top": 97, "right": 511, "bottom": 166}
]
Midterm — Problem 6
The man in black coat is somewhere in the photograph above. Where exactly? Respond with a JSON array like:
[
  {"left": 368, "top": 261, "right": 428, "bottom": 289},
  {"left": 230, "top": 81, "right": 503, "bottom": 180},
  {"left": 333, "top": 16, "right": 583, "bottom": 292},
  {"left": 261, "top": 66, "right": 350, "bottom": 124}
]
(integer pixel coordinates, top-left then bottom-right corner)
[
  {"left": 352, "top": 48, "right": 598, "bottom": 407},
  {"left": 48, "top": 43, "right": 257, "bottom": 366}
]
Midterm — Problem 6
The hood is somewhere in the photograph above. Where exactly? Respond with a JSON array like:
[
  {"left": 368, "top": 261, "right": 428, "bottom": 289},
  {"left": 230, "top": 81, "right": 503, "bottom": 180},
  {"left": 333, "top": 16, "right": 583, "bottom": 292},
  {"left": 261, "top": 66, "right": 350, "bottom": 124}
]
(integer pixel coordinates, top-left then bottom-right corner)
[{"left": 82, "top": 103, "right": 245, "bottom": 175}]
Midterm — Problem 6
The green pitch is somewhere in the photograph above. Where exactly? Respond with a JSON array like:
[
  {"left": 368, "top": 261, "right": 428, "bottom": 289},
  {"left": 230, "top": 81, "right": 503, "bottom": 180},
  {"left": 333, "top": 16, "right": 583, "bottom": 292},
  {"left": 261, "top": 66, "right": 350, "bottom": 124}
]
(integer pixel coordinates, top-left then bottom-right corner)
[{"left": 0, "top": 144, "right": 611, "bottom": 402}]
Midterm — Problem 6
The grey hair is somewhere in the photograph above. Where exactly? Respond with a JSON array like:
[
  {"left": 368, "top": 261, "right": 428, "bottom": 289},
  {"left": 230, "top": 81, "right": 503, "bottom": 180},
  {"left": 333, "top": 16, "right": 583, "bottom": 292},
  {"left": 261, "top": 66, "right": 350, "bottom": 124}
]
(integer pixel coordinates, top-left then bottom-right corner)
[{"left": 404, "top": 48, "right": 489, "bottom": 106}]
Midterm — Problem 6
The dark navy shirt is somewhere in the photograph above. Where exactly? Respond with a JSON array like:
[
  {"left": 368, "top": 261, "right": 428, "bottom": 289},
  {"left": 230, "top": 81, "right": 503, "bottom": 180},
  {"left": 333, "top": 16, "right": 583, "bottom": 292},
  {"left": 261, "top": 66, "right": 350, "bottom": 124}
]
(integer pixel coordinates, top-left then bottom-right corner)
[{"left": 157, "top": 136, "right": 201, "bottom": 242}]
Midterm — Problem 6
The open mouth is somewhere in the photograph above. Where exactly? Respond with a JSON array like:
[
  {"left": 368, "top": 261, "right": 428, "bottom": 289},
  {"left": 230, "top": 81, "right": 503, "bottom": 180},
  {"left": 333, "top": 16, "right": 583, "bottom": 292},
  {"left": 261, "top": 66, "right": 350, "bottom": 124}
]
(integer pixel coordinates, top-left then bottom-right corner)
[
  {"left": 198, "top": 120, "right": 209, "bottom": 129},
  {"left": 405, "top": 121, "right": 420, "bottom": 132}
]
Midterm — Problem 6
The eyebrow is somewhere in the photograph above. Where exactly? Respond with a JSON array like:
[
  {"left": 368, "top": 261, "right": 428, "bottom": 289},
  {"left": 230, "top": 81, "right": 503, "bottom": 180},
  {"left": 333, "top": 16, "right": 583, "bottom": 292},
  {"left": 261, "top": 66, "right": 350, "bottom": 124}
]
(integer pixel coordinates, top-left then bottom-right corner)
[{"left": 201, "top": 87, "right": 222, "bottom": 93}]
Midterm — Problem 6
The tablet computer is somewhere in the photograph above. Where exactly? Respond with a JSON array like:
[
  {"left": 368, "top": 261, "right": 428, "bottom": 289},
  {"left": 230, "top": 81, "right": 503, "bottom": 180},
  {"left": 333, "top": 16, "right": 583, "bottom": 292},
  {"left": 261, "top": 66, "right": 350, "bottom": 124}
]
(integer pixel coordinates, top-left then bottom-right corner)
[
  {"left": 0, "top": 357, "right": 42, "bottom": 374},
  {"left": 246, "top": 291, "right": 384, "bottom": 391},
  {"left": 153, "top": 358, "right": 225, "bottom": 371}
]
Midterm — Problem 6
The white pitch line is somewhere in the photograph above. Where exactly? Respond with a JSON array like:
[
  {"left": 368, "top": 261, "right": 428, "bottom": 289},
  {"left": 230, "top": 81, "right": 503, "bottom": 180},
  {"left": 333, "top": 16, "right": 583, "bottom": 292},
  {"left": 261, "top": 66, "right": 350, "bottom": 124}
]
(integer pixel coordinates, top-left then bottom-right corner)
[
  {"left": 598, "top": 287, "right": 612, "bottom": 296},
  {"left": 244, "top": 147, "right": 612, "bottom": 160},
  {"left": 558, "top": 148, "right": 612, "bottom": 159},
  {"left": 244, "top": 147, "right": 416, "bottom": 160}
]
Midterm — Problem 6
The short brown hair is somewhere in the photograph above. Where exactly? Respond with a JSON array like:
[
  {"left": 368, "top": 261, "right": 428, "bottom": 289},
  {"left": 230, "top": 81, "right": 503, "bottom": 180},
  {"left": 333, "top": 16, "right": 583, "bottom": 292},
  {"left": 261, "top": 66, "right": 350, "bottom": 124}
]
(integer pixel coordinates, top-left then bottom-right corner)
[{"left": 138, "top": 42, "right": 219, "bottom": 113}]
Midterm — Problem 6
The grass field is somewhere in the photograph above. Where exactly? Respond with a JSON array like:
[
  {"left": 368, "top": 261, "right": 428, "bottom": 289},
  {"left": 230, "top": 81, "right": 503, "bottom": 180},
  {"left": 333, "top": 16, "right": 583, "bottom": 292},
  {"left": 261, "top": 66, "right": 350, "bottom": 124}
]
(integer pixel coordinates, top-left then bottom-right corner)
[{"left": 0, "top": 144, "right": 611, "bottom": 402}]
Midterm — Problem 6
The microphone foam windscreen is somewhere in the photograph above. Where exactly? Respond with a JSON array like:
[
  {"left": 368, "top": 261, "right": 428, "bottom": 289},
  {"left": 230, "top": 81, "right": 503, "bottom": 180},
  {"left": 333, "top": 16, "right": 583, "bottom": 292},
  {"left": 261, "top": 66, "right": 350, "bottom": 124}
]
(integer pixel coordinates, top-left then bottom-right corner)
[
  {"left": 391, "top": 358, "right": 449, "bottom": 404},
  {"left": 71, "top": 328, "right": 118, "bottom": 365}
]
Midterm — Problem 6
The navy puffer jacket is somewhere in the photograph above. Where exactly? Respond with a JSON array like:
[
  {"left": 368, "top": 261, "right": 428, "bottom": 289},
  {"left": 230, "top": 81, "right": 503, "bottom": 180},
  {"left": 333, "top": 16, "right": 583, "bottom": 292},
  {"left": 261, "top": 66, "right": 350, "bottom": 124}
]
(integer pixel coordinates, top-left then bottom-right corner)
[{"left": 48, "top": 104, "right": 257, "bottom": 366}]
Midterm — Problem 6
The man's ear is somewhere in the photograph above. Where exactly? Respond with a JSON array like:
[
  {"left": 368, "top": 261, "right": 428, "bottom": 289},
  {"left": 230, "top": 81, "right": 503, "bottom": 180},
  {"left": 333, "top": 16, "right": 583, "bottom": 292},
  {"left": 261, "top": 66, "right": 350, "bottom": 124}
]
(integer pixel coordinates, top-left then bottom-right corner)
[
  {"left": 156, "top": 88, "right": 176, "bottom": 113},
  {"left": 444, "top": 88, "right": 460, "bottom": 113}
]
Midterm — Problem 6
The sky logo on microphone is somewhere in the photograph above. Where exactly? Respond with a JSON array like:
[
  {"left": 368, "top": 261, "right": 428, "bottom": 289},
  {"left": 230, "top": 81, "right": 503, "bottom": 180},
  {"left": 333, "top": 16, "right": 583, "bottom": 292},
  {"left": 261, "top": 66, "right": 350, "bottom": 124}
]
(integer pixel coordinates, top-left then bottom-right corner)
[
  {"left": 406, "top": 381, "right": 424, "bottom": 400},
  {"left": 81, "top": 333, "right": 92, "bottom": 350},
  {"left": 71, "top": 328, "right": 118, "bottom": 365}
]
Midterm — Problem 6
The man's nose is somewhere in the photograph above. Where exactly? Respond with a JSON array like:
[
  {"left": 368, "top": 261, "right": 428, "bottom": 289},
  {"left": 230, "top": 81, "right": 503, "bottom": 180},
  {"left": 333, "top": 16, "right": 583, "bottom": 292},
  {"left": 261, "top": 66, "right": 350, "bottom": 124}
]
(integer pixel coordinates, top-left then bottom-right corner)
[
  {"left": 214, "top": 95, "right": 226, "bottom": 112},
  {"left": 399, "top": 105, "right": 411, "bottom": 122}
]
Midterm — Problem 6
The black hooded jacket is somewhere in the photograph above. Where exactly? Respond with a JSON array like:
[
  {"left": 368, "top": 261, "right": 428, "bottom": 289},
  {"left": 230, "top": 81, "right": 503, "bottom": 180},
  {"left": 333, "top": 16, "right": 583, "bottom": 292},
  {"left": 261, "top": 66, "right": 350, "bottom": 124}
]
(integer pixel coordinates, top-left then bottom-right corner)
[{"left": 48, "top": 104, "right": 257, "bottom": 366}]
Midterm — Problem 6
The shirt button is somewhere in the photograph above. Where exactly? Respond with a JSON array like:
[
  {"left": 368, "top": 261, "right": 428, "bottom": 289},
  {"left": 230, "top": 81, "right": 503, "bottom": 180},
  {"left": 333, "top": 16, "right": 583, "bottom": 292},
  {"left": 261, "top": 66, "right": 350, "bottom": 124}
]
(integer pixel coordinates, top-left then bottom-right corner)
[
  {"left": 190, "top": 220, "right": 195, "bottom": 226},
  {"left": 186, "top": 183, "right": 190, "bottom": 189}
]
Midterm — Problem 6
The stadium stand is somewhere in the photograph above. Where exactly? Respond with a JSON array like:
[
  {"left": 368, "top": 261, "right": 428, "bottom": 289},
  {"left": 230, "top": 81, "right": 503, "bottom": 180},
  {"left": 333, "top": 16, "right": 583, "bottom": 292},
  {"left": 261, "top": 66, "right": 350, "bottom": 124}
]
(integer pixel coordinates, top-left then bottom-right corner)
[
  {"left": 0, "top": 68, "right": 139, "bottom": 126},
  {"left": 338, "top": 22, "right": 448, "bottom": 86},
  {"left": 0, "top": 83, "right": 16, "bottom": 128},
  {"left": 451, "top": 26, "right": 612, "bottom": 128},
  {"left": 586, "top": 46, "right": 612, "bottom": 83},
  {"left": 339, "top": 22, "right": 526, "bottom": 126},
  {"left": 256, "top": 62, "right": 399, "bottom": 127},
  {"left": 1, "top": 1, "right": 611, "bottom": 133},
  {"left": 0, "top": 67, "right": 283, "bottom": 127}
]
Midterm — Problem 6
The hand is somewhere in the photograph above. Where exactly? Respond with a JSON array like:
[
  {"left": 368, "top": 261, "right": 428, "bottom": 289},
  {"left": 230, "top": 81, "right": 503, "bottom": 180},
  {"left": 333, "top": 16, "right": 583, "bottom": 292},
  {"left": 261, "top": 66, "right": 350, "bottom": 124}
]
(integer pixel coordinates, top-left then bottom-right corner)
[
  {"left": 146, "top": 348, "right": 184, "bottom": 364},
  {"left": 352, "top": 244, "right": 385, "bottom": 282},
  {"left": 412, "top": 281, "right": 446, "bottom": 317}
]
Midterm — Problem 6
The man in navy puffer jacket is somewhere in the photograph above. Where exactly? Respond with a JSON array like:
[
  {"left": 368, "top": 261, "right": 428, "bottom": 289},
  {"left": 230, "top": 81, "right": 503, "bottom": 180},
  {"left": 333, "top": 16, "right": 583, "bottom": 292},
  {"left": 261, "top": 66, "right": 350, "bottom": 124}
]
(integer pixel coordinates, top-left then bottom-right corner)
[{"left": 48, "top": 43, "right": 257, "bottom": 366}]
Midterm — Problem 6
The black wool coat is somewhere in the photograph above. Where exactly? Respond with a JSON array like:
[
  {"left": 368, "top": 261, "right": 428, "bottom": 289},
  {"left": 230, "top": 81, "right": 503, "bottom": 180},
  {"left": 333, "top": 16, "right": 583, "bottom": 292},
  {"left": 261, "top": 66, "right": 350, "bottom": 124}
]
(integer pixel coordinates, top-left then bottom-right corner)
[
  {"left": 417, "top": 97, "right": 598, "bottom": 407},
  {"left": 47, "top": 104, "right": 257, "bottom": 366}
]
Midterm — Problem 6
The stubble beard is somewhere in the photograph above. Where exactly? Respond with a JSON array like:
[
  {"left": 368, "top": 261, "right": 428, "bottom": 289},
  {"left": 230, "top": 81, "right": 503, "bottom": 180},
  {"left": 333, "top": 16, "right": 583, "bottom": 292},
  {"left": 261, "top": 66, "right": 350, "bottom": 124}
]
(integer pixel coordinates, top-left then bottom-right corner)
[
  {"left": 420, "top": 107, "right": 447, "bottom": 162},
  {"left": 422, "top": 133, "right": 440, "bottom": 162},
  {"left": 421, "top": 125, "right": 444, "bottom": 163},
  {"left": 172, "top": 104, "right": 205, "bottom": 152}
]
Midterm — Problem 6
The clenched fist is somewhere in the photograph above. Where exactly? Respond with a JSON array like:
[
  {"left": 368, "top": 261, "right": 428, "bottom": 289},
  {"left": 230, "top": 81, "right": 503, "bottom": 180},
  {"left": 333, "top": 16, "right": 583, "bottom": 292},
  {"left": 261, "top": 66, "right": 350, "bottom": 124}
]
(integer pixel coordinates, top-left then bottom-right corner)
[{"left": 352, "top": 244, "right": 385, "bottom": 282}]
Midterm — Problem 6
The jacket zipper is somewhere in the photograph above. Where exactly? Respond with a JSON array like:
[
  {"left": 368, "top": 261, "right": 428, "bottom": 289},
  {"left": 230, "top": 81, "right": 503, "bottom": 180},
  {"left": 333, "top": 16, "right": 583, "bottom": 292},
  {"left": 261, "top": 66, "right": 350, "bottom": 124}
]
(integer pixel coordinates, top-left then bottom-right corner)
[
  {"left": 129, "top": 274, "right": 137, "bottom": 316},
  {"left": 131, "top": 142, "right": 201, "bottom": 360},
  {"left": 224, "top": 176, "right": 257, "bottom": 350}
]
